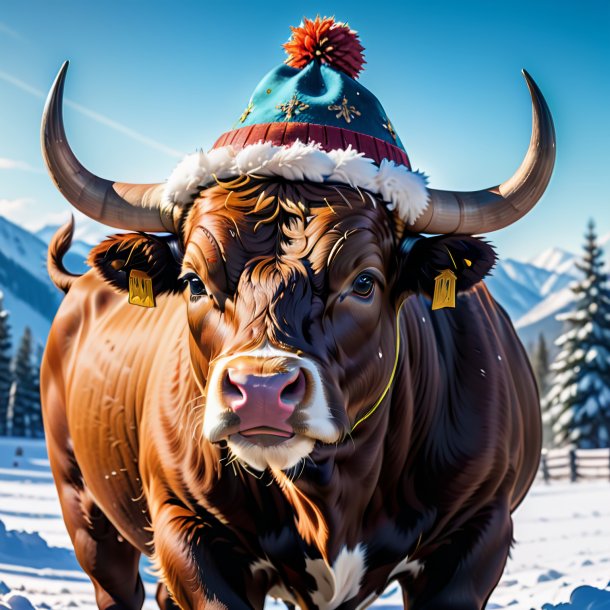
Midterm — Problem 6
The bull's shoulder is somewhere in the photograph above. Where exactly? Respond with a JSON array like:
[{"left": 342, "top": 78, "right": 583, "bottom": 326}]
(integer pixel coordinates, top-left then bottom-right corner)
[
  {"left": 45, "top": 269, "right": 189, "bottom": 399},
  {"left": 397, "top": 283, "right": 540, "bottom": 511},
  {"left": 402, "top": 283, "right": 520, "bottom": 355}
]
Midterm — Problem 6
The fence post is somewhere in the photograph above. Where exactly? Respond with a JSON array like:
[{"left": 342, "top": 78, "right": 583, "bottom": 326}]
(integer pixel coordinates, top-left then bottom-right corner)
[
  {"left": 541, "top": 451, "right": 550, "bottom": 484},
  {"left": 569, "top": 448, "right": 578, "bottom": 482}
]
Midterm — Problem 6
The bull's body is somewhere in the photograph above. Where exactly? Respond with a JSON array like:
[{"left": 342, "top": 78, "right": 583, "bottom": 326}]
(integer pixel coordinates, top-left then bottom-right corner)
[
  {"left": 42, "top": 268, "right": 540, "bottom": 610},
  {"left": 39, "top": 28, "right": 553, "bottom": 608}
]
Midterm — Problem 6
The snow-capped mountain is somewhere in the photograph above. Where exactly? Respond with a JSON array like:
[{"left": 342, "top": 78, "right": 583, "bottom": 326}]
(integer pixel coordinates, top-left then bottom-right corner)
[
  {"left": 34, "top": 225, "right": 93, "bottom": 262},
  {"left": 486, "top": 258, "right": 561, "bottom": 321},
  {"left": 0, "top": 217, "right": 90, "bottom": 350},
  {"left": 487, "top": 237, "right": 610, "bottom": 351}
]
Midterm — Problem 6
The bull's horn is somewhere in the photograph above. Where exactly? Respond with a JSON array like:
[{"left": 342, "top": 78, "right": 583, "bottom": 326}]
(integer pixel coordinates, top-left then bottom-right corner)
[
  {"left": 41, "top": 61, "right": 177, "bottom": 233},
  {"left": 410, "top": 70, "right": 555, "bottom": 234}
]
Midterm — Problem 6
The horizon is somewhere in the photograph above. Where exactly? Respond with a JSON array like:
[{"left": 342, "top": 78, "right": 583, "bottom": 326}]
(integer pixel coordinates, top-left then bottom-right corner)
[{"left": 0, "top": 1, "right": 609, "bottom": 262}]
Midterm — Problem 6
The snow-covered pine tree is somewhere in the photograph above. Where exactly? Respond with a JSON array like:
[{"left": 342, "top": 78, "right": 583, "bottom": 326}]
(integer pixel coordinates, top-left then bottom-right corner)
[
  {"left": 0, "top": 291, "right": 12, "bottom": 436},
  {"left": 544, "top": 219, "right": 610, "bottom": 448},
  {"left": 8, "top": 327, "right": 41, "bottom": 437}
]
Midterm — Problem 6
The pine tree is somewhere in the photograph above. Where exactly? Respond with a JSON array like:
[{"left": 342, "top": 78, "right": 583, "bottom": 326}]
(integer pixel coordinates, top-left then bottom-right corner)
[
  {"left": 544, "top": 220, "right": 610, "bottom": 448},
  {"left": 532, "top": 333, "right": 552, "bottom": 447},
  {"left": 531, "top": 333, "right": 551, "bottom": 396},
  {"left": 30, "top": 344, "right": 44, "bottom": 438},
  {"left": 0, "top": 292, "right": 12, "bottom": 436},
  {"left": 8, "top": 327, "right": 40, "bottom": 438}
]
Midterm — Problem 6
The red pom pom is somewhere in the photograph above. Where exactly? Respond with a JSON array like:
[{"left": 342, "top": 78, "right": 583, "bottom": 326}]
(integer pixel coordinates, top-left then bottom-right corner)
[{"left": 283, "top": 16, "right": 366, "bottom": 79}]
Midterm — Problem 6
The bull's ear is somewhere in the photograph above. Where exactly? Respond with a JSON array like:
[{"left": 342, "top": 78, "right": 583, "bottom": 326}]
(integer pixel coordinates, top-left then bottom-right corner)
[
  {"left": 87, "top": 233, "right": 184, "bottom": 294},
  {"left": 396, "top": 234, "right": 496, "bottom": 298}
]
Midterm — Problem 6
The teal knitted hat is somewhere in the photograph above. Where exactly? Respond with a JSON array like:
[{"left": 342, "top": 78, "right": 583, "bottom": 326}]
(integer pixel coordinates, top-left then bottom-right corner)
[
  {"left": 214, "top": 16, "right": 409, "bottom": 167},
  {"left": 164, "top": 17, "right": 429, "bottom": 225}
]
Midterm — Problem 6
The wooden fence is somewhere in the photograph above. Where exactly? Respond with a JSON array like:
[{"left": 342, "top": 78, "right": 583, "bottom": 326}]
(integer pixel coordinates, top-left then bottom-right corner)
[{"left": 538, "top": 447, "right": 610, "bottom": 483}]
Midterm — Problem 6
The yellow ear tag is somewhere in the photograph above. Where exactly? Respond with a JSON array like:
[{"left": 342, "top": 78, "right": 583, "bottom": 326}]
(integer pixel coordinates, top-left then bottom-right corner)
[
  {"left": 128, "top": 270, "right": 156, "bottom": 308},
  {"left": 432, "top": 269, "right": 457, "bottom": 310},
  {"left": 464, "top": 258, "right": 472, "bottom": 267}
]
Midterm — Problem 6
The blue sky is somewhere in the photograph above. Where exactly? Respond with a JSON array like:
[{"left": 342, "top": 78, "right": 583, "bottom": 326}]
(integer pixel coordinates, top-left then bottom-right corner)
[{"left": 0, "top": 0, "right": 608, "bottom": 261}]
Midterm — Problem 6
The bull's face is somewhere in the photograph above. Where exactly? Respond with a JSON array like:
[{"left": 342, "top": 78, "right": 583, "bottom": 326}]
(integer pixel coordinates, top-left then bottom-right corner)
[
  {"left": 90, "top": 178, "right": 495, "bottom": 472},
  {"left": 179, "top": 180, "right": 402, "bottom": 471}
]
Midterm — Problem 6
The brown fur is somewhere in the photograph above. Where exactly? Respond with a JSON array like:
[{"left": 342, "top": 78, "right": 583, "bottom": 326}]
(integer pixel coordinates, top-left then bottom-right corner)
[{"left": 42, "top": 178, "right": 540, "bottom": 609}]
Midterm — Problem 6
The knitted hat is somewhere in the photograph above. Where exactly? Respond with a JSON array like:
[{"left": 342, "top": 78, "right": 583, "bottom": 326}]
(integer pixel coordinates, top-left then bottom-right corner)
[{"left": 164, "top": 17, "right": 428, "bottom": 225}]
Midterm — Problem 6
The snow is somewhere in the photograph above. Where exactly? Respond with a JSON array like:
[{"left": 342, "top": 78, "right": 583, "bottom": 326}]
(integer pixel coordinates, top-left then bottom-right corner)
[
  {"left": 0, "top": 438, "right": 609, "bottom": 610},
  {"left": 528, "top": 248, "right": 576, "bottom": 276},
  {"left": 516, "top": 287, "right": 575, "bottom": 330}
]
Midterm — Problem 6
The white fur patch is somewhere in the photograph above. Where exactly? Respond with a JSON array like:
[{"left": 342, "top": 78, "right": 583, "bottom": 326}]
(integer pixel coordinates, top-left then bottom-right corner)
[
  {"left": 251, "top": 546, "right": 418, "bottom": 609},
  {"left": 163, "top": 141, "right": 429, "bottom": 225},
  {"left": 388, "top": 556, "right": 425, "bottom": 580},
  {"left": 229, "top": 434, "right": 316, "bottom": 472},
  {"left": 306, "top": 544, "right": 367, "bottom": 609}
]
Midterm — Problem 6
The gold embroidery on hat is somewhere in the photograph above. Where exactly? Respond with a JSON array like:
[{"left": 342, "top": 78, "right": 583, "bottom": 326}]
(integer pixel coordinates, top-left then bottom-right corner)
[
  {"left": 383, "top": 118, "right": 397, "bottom": 141},
  {"left": 328, "top": 97, "right": 361, "bottom": 123},
  {"left": 239, "top": 101, "right": 254, "bottom": 123},
  {"left": 277, "top": 94, "right": 310, "bottom": 119}
]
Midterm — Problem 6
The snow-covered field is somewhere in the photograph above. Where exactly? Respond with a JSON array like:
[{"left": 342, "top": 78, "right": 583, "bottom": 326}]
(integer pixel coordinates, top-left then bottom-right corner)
[{"left": 0, "top": 438, "right": 609, "bottom": 610}]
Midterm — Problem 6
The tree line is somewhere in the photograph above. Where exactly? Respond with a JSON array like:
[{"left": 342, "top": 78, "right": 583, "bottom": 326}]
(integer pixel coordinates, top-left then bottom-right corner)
[
  {"left": 0, "top": 294, "right": 43, "bottom": 438},
  {"left": 530, "top": 219, "right": 610, "bottom": 449}
]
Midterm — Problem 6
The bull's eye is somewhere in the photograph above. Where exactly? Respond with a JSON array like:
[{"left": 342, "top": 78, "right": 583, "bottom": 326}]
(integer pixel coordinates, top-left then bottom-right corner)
[
  {"left": 352, "top": 273, "right": 375, "bottom": 298},
  {"left": 181, "top": 273, "right": 207, "bottom": 297}
]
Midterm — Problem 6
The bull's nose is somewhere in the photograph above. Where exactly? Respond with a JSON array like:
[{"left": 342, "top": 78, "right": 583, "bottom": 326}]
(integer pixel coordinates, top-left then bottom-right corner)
[{"left": 222, "top": 367, "right": 307, "bottom": 436}]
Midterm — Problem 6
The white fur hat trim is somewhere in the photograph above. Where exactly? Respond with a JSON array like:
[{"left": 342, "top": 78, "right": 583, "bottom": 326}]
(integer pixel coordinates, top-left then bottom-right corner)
[{"left": 163, "top": 140, "right": 429, "bottom": 225}]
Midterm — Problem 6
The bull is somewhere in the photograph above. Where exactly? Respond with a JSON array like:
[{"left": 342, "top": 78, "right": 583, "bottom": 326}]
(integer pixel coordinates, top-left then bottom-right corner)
[{"left": 40, "top": 53, "right": 554, "bottom": 609}]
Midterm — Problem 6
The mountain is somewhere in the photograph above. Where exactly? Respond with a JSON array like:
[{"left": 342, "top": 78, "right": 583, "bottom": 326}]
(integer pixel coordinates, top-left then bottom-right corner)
[
  {"left": 0, "top": 217, "right": 91, "bottom": 351},
  {"left": 529, "top": 247, "right": 576, "bottom": 276},
  {"left": 487, "top": 237, "right": 610, "bottom": 352},
  {"left": 486, "top": 254, "right": 578, "bottom": 323},
  {"left": 513, "top": 286, "right": 575, "bottom": 350},
  {"left": 35, "top": 225, "right": 92, "bottom": 264},
  {"left": 486, "top": 258, "right": 565, "bottom": 321}
]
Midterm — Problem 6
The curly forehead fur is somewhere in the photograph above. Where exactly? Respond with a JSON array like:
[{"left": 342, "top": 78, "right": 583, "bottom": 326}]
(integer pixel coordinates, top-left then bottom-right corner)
[{"left": 181, "top": 177, "right": 397, "bottom": 290}]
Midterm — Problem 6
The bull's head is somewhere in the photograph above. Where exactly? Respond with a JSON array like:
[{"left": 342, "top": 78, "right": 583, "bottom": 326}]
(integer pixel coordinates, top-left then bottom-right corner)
[{"left": 41, "top": 62, "right": 554, "bottom": 472}]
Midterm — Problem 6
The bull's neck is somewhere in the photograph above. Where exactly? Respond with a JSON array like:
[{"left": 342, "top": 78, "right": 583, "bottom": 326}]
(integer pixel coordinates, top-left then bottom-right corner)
[{"left": 286, "top": 386, "right": 409, "bottom": 560}]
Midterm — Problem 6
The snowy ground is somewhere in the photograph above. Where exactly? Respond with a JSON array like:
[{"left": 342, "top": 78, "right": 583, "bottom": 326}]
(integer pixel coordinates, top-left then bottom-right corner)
[{"left": 0, "top": 438, "right": 609, "bottom": 610}]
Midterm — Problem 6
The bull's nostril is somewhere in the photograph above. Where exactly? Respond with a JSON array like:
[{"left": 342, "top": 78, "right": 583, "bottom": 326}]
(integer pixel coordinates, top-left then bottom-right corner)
[
  {"left": 223, "top": 370, "right": 246, "bottom": 403},
  {"left": 280, "top": 369, "right": 307, "bottom": 405}
]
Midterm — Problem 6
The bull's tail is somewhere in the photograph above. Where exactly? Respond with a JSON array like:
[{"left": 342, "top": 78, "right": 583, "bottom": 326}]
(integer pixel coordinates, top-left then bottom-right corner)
[{"left": 48, "top": 215, "right": 82, "bottom": 293}]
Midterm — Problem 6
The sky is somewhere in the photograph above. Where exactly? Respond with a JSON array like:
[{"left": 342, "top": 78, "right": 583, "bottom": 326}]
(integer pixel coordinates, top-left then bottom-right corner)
[{"left": 0, "top": 0, "right": 608, "bottom": 262}]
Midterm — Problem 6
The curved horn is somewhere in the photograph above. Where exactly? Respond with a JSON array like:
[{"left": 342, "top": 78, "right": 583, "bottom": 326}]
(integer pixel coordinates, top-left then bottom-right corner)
[
  {"left": 410, "top": 70, "right": 556, "bottom": 234},
  {"left": 41, "top": 61, "right": 178, "bottom": 233}
]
